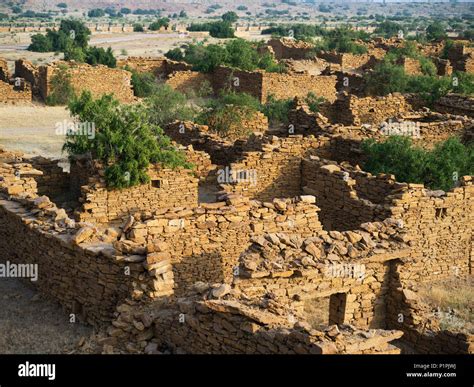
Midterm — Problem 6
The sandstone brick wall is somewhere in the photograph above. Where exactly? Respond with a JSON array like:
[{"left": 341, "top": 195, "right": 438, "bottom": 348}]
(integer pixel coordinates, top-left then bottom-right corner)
[
  {"left": 209, "top": 66, "right": 337, "bottom": 104},
  {"left": 0, "top": 58, "right": 9, "bottom": 82},
  {"left": 151, "top": 298, "right": 403, "bottom": 354},
  {"left": 397, "top": 57, "right": 422, "bottom": 75},
  {"left": 234, "top": 220, "right": 409, "bottom": 329},
  {"left": 212, "top": 66, "right": 264, "bottom": 101},
  {"left": 267, "top": 38, "right": 315, "bottom": 60},
  {"left": 261, "top": 72, "right": 337, "bottom": 103},
  {"left": 317, "top": 51, "right": 381, "bottom": 71},
  {"left": 433, "top": 58, "right": 453, "bottom": 76},
  {"left": 386, "top": 179, "right": 473, "bottom": 282},
  {"left": 206, "top": 109, "right": 269, "bottom": 141},
  {"left": 165, "top": 121, "right": 244, "bottom": 166},
  {"left": 14, "top": 59, "right": 39, "bottom": 93},
  {"left": 0, "top": 195, "right": 148, "bottom": 326},
  {"left": 0, "top": 78, "right": 32, "bottom": 104},
  {"left": 72, "top": 158, "right": 198, "bottom": 224},
  {"left": 0, "top": 157, "right": 39, "bottom": 197},
  {"left": 117, "top": 57, "right": 192, "bottom": 79},
  {"left": 387, "top": 268, "right": 474, "bottom": 354},
  {"left": 38, "top": 61, "right": 135, "bottom": 103},
  {"left": 28, "top": 156, "right": 69, "bottom": 199},
  {"left": 301, "top": 158, "right": 394, "bottom": 230},
  {"left": 220, "top": 135, "right": 327, "bottom": 201},
  {"left": 166, "top": 70, "right": 211, "bottom": 94},
  {"left": 331, "top": 93, "right": 412, "bottom": 126},
  {"left": 434, "top": 94, "right": 474, "bottom": 118}
]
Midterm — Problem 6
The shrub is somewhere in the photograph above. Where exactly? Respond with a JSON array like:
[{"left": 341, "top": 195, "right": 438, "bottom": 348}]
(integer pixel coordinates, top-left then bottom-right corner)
[
  {"left": 362, "top": 136, "right": 474, "bottom": 191},
  {"left": 198, "top": 92, "right": 261, "bottom": 139},
  {"left": 149, "top": 18, "right": 170, "bottom": 31},
  {"left": 85, "top": 46, "right": 116, "bottom": 67},
  {"left": 176, "top": 39, "right": 283, "bottom": 73},
  {"left": 133, "top": 24, "right": 144, "bottom": 32},
  {"left": 426, "top": 21, "right": 447, "bottom": 41},
  {"left": 365, "top": 61, "right": 407, "bottom": 96},
  {"left": 46, "top": 65, "right": 76, "bottom": 106},
  {"left": 165, "top": 48, "right": 184, "bottom": 61},
  {"left": 28, "top": 34, "right": 52, "bottom": 52},
  {"left": 145, "top": 84, "right": 198, "bottom": 127},
  {"left": 261, "top": 95, "right": 293, "bottom": 124},
  {"left": 128, "top": 68, "right": 157, "bottom": 98},
  {"left": 305, "top": 92, "right": 325, "bottom": 113},
  {"left": 222, "top": 11, "right": 238, "bottom": 23},
  {"left": 88, "top": 9, "right": 105, "bottom": 18},
  {"left": 65, "top": 91, "right": 190, "bottom": 189},
  {"left": 209, "top": 21, "right": 235, "bottom": 38},
  {"left": 375, "top": 21, "right": 404, "bottom": 38},
  {"left": 28, "top": 20, "right": 91, "bottom": 53},
  {"left": 63, "top": 46, "right": 86, "bottom": 62}
]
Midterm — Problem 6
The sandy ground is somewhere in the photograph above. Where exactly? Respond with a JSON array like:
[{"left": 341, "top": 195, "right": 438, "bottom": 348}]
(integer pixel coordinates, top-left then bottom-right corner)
[
  {"left": 0, "top": 278, "right": 93, "bottom": 354},
  {"left": 0, "top": 104, "right": 70, "bottom": 158}
]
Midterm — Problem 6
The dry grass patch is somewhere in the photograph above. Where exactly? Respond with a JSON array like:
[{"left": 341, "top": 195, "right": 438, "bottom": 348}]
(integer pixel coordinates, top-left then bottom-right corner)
[{"left": 418, "top": 277, "right": 474, "bottom": 334}]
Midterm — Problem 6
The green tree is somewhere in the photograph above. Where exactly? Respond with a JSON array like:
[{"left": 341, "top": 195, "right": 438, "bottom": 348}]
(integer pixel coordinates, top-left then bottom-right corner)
[
  {"left": 149, "top": 18, "right": 170, "bottom": 30},
  {"left": 133, "top": 24, "right": 144, "bottom": 32},
  {"left": 165, "top": 48, "right": 184, "bottom": 61},
  {"left": 88, "top": 9, "right": 105, "bottom": 18},
  {"left": 365, "top": 61, "right": 407, "bottom": 96},
  {"left": 28, "top": 34, "right": 53, "bottom": 52},
  {"left": 65, "top": 91, "right": 191, "bottom": 189},
  {"left": 426, "top": 22, "right": 447, "bottom": 42},
  {"left": 362, "top": 136, "right": 473, "bottom": 191},
  {"left": 209, "top": 21, "right": 235, "bottom": 38},
  {"left": 85, "top": 47, "right": 117, "bottom": 67},
  {"left": 46, "top": 65, "right": 76, "bottom": 106},
  {"left": 222, "top": 11, "right": 238, "bottom": 23},
  {"left": 145, "top": 84, "right": 198, "bottom": 127}
]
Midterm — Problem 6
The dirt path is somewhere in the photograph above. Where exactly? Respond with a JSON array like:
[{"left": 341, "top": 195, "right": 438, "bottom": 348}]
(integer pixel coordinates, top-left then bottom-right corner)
[
  {"left": 0, "top": 278, "right": 93, "bottom": 354},
  {"left": 0, "top": 104, "right": 70, "bottom": 159}
]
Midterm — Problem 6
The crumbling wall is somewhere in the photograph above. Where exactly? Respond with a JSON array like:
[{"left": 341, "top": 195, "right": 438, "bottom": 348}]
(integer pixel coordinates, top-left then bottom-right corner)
[
  {"left": 267, "top": 38, "right": 315, "bottom": 60},
  {"left": 165, "top": 121, "right": 244, "bottom": 166},
  {"left": 151, "top": 298, "right": 403, "bottom": 354},
  {"left": 38, "top": 61, "right": 135, "bottom": 103},
  {"left": 301, "top": 158, "right": 394, "bottom": 230},
  {"left": 0, "top": 78, "right": 32, "bottom": 104},
  {"left": 397, "top": 57, "right": 422, "bottom": 75},
  {"left": 387, "top": 179, "right": 473, "bottom": 281},
  {"left": 127, "top": 195, "right": 324, "bottom": 294},
  {"left": 387, "top": 267, "right": 474, "bottom": 354},
  {"left": 0, "top": 58, "right": 9, "bottom": 81},
  {"left": 0, "top": 195, "right": 146, "bottom": 326},
  {"left": 14, "top": 59, "right": 38, "bottom": 92},
  {"left": 331, "top": 93, "right": 412, "bottom": 126},
  {"left": 212, "top": 67, "right": 264, "bottom": 101},
  {"left": 117, "top": 57, "right": 192, "bottom": 79},
  {"left": 72, "top": 159, "right": 198, "bottom": 224},
  {"left": 234, "top": 222, "right": 410, "bottom": 329},
  {"left": 434, "top": 94, "right": 474, "bottom": 118},
  {"left": 28, "top": 157, "right": 69, "bottom": 199},
  {"left": 220, "top": 135, "right": 326, "bottom": 201},
  {"left": 166, "top": 70, "right": 211, "bottom": 94},
  {"left": 261, "top": 72, "right": 337, "bottom": 103}
]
